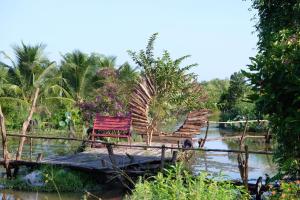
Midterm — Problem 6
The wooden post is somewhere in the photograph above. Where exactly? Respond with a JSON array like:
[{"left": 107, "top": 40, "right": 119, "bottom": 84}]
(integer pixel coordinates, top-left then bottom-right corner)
[
  {"left": 16, "top": 87, "right": 40, "bottom": 160},
  {"left": 237, "top": 145, "right": 249, "bottom": 189},
  {"left": 101, "top": 159, "right": 106, "bottom": 167},
  {"left": 171, "top": 151, "right": 178, "bottom": 164},
  {"left": 160, "top": 145, "right": 166, "bottom": 172},
  {"left": 106, "top": 144, "right": 117, "bottom": 166},
  {"left": 265, "top": 128, "right": 271, "bottom": 144},
  {"left": 244, "top": 145, "right": 249, "bottom": 189},
  {"left": 30, "top": 138, "right": 33, "bottom": 161},
  {"left": 177, "top": 140, "right": 180, "bottom": 148},
  {"left": 200, "top": 121, "right": 209, "bottom": 148},
  {"left": 0, "top": 106, "right": 11, "bottom": 178},
  {"left": 239, "top": 118, "right": 248, "bottom": 148},
  {"left": 36, "top": 153, "right": 43, "bottom": 162}
]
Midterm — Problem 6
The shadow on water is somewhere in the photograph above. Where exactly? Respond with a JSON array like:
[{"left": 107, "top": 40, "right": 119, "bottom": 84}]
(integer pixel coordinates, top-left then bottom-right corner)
[{"left": 192, "top": 124, "right": 277, "bottom": 183}]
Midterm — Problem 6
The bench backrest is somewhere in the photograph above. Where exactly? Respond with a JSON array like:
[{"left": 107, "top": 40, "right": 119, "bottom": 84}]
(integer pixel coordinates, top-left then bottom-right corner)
[{"left": 93, "top": 114, "right": 131, "bottom": 133}]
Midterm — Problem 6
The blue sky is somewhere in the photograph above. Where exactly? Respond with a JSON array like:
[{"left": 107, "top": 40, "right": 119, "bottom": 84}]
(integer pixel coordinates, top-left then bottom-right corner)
[{"left": 0, "top": 0, "right": 257, "bottom": 81}]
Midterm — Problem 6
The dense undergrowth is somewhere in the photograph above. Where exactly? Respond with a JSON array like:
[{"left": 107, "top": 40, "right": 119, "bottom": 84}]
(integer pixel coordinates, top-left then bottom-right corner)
[{"left": 128, "top": 164, "right": 250, "bottom": 200}]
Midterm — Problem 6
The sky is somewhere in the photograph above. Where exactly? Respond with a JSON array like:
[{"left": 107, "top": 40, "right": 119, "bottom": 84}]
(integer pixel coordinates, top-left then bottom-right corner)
[{"left": 0, "top": 0, "right": 258, "bottom": 81}]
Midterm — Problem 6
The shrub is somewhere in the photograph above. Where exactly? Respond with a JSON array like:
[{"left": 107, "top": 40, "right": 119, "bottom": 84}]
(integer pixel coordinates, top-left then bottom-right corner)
[{"left": 128, "top": 164, "right": 249, "bottom": 200}]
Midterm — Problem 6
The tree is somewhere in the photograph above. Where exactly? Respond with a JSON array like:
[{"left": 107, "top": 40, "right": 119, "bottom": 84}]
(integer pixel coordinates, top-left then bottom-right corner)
[
  {"left": 201, "top": 78, "right": 230, "bottom": 110},
  {"left": 0, "top": 42, "right": 57, "bottom": 160},
  {"left": 60, "top": 51, "right": 102, "bottom": 102},
  {"left": 244, "top": 1, "right": 300, "bottom": 176},
  {"left": 128, "top": 33, "right": 206, "bottom": 136},
  {"left": 218, "top": 71, "right": 257, "bottom": 126},
  {"left": 77, "top": 62, "right": 139, "bottom": 125}
]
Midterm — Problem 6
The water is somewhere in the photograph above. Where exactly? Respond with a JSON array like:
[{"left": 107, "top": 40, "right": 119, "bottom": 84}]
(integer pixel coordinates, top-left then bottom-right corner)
[
  {"left": 0, "top": 138, "right": 126, "bottom": 199},
  {"left": 192, "top": 125, "right": 277, "bottom": 183},
  {"left": 0, "top": 127, "right": 277, "bottom": 199},
  {"left": 0, "top": 189, "right": 124, "bottom": 200}
]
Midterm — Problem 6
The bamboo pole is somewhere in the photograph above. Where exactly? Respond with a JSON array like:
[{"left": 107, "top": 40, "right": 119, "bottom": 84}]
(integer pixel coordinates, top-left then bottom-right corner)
[
  {"left": 5, "top": 133, "right": 274, "bottom": 155},
  {"left": 200, "top": 121, "right": 209, "bottom": 148},
  {"left": 208, "top": 120, "right": 268, "bottom": 124},
  {"left": 239, "top": 118, "right": 249, "bottom": 148}
]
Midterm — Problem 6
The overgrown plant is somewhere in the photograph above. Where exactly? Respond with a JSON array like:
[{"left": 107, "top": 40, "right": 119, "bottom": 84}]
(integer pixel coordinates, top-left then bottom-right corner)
[
  {"left": 245, "top": 1, "right": 300, "bottom": 177},
  {"left": 128, "top": 33, "right": 207, "bottom": 137},
  {"left": 128, "top": 164, "right": 249, "bottom": 200}
]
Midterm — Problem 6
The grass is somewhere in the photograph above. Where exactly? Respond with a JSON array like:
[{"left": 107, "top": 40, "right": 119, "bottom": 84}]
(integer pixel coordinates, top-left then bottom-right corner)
[
  {"left": 127, "top": 164, "right": 250, "bottom": 200},
  {"left": 0, "top": 165, "right": 101, "bottom": 192}
]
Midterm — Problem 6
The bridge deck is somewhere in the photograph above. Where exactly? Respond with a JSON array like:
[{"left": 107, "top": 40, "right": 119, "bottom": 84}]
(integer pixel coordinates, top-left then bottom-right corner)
[{"left": 2, "top": 142, "right": 175, "bottom": 173}]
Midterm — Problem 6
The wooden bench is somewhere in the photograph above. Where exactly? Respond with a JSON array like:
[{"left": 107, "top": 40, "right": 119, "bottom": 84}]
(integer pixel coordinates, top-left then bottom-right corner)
[{"left": 90, "top": 114, "right": 132, "bottom": 147}]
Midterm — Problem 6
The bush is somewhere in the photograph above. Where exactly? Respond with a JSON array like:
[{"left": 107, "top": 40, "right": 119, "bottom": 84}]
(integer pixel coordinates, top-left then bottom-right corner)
[{"left": 128, "top": 164, "right": 249, "bottom": 200}]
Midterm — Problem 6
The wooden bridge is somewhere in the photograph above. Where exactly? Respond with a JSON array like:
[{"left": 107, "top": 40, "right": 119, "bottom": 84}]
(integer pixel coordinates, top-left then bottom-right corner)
[
  {"left": 0, "top": 116, "right": 273, "bottom": 191},
  {"left": 2, "top": 141, "right": 176, "bottom": 175}
]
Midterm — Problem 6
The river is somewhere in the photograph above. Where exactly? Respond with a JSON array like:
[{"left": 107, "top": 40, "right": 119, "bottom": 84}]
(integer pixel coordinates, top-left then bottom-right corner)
[{"left": 0, "top": 126, "right": 277, "bottom": 199}]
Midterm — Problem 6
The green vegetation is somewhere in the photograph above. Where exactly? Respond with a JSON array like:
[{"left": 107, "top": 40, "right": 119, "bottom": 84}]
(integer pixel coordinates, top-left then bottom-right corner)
[
  {"left": 1, "top": 166, "right": 100, "bottom": 192},
  {"left": 201, "top": 78, "right": 229, "bottom": 111},
  {"left": 128, "top": 164, "right": 249, "bottom": 200},
  {"left": 244, "top": 0, "right": 300, "bottom": 177},
  {"left": 269, "top": 181, "right": 300, "bottom": 200},
  {"left": 218, "top": 71, "right": 256, "bottom": 122},
  {"left": 128, "top": 33, "right": 207, "bottom": 133}
]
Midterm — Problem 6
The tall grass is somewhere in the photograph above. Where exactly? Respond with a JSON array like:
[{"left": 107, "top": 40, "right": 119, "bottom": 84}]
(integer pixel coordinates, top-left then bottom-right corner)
[{"left": 128, "top": 164, "right": 249, "bottom": 200}]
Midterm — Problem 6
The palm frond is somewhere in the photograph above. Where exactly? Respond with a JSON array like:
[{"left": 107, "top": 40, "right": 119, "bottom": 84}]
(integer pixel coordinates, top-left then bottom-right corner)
[
  {"left": 34, "top": 62, "right": 57, "bottom": 87},
  {"left": 0, "top": 97, "right": 30, "bottom": 106}
]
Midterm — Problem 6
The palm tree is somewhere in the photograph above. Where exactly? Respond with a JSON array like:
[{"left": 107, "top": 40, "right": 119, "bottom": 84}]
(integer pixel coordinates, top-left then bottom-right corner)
[
  {"left": 0, "top": 42, "right": 57, "bottom": 160},
  {"left": 60, "top": 50, "right": 104, "bottom": 102}
]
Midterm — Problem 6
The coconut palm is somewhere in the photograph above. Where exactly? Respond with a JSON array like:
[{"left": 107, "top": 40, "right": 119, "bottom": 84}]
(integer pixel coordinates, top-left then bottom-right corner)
[
  {"left": 60, "top": 50, "right": 105, "bottom": 102},
  {"left": 0, "top": 42, "right": 57, "bottom": 160}
]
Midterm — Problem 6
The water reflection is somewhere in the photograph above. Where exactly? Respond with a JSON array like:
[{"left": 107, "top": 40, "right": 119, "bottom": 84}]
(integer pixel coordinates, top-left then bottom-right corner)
[{"left": 193, "top": 125, "right": 277, "bottom": 183}]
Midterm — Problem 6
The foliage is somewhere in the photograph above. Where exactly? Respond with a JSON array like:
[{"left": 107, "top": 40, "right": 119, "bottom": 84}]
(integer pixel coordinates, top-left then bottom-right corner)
[
  {"left": 201, "top": 78, "right": 229, "bottom": 110},
  {"left": 218, "top": 71, "right": 257, "bottom": 122},
  {"left": 128, "top": 164, "right": 249, "bottom": 200},
  {"left": 269, "top": 181, "right": 300, "bottom": 200},
  {"left": 245, "top": 0, "right": 300, "bottom": 176},
  {"left": 77, "top": 63, "right": 138, "bottom": 124},
  {"left": 1, "top": 166, "right": 100, "bottom": 192},
  {"left": 0, "top": 42, "right": 58, "bottom": 128},
  {"left": 128, "top": 33, "right": 207, "bottom": 131},
  {"left": 60, "top": 51, "right": 104, "bottom": 102}
]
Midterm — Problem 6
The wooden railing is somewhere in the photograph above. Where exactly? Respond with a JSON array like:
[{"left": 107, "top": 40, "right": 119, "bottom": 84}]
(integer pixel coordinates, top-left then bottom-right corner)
[{"left": 1, "top": 119, "right": 272, "bottom": 188}]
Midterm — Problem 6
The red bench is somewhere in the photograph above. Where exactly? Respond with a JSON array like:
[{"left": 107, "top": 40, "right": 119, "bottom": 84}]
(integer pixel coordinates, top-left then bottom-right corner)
[{"left": 90, "top": 114, "right": 132, "bottom": 147}]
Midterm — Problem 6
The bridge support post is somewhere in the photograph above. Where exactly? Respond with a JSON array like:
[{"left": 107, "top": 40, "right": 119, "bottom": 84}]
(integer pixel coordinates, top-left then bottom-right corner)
[
  {"left": 160, "top": 145, "right": 166, "bottom": 172},
  {"left": 106, "top": 144, "right": 117, "bottom": 166},
  {"left": 171, "top": 150, "right": 178, "bottom": 165},
  {"left": 238, "top": 145, "right": 249, "bottom": 189},
  {"left": 30, "top": 138, "right": 33, "bottom": 161}
]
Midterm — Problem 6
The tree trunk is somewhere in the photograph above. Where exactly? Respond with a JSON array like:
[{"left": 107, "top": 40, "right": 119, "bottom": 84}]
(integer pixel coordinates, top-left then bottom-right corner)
[
  {"left": 16, "top": 87, "right": 40, "bottom": 160},
  {"left": 0, "top": 106, "right": 11, "bottom": 177}
]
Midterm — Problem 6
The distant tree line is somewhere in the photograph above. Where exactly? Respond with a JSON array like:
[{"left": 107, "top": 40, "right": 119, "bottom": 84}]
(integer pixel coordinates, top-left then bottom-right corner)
[{"left": 0, "top": 34, "right": 206, "bottom": 134}]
